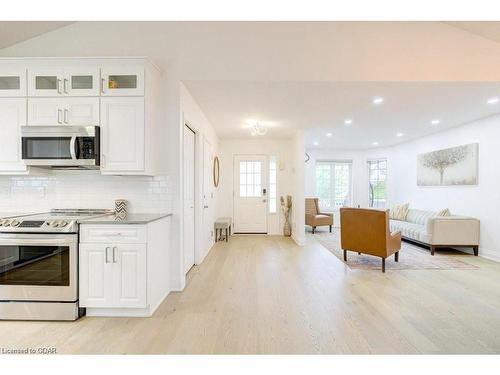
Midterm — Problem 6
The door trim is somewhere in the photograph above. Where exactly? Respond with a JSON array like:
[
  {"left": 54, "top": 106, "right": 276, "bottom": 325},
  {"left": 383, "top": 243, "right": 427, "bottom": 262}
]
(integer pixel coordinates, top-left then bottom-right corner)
[{"left": 183, "top": 123, "right": 196, "bottom": 275}]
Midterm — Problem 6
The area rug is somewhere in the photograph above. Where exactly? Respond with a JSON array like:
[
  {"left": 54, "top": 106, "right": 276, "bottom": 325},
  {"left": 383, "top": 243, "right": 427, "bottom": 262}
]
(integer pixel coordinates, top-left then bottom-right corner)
[{"left": 313, "top": 229, "right": 478, "bottom": 271}]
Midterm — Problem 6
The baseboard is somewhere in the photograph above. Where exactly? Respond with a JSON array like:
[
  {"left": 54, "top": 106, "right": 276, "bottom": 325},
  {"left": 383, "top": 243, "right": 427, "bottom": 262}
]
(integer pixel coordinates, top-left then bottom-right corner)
[
  {"left": 478, "top": 248, "right": 500, "bottom": 262},
  {"left": 291, "top": 234, "right": 305, "bottom": 246}
]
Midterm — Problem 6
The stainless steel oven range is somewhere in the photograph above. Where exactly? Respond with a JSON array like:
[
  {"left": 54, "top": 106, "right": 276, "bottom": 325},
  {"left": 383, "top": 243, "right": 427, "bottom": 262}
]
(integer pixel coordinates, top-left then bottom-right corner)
[{"left": 0, "top": 209, "right": 113, "bottom": 321}]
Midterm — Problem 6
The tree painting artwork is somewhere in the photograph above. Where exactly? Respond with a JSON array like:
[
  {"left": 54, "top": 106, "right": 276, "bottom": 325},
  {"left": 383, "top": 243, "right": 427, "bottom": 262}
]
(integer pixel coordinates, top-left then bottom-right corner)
[{"left": 417, "top": 143, "right": 478, "bottom": 186}]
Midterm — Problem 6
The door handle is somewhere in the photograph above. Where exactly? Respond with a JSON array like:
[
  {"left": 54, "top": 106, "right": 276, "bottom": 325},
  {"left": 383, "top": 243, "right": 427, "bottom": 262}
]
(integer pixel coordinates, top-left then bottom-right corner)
[
  {"left": 113, "top": 246, "right": 117, "bottom": 263},
  {"left": 57, "top": 78, "right": 62, "bottom": 94},
  {"left": 101, "top": 78, "right": 106, "bottom": 94},
  {"left": 63, "top": 78, "right": 69, "bottom": 94},
  {"left": 105, "top": 246, "right": 110, "bottom": 263},
  {"left": 64, "top": 109, "right": 69, "bottom": 124},
  {"left": 57, "top": 109, "right": 63, "bottom": 124},
  {"left": 70, "top": 137, "right": 77, "bottom": 160},
  {"left": 204, "top": 205, "right": 209, "bottom": 209}
]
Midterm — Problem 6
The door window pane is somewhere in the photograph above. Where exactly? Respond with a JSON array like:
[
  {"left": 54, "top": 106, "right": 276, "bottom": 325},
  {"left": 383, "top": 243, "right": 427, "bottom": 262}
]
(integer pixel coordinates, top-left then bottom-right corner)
[
  {"left": 269, "top": 156, "right": 277, "bottom": 213},
  {"left": 71, "top": 75, "right": 93, "bottom": 90},
  {"left": 315, "top": 161, "right": 352, "bottom": 211},
  {"left": 36, "top": 76, "right": 58, "bottom": 90},
  {"left": 368, "top": 159, "right": 388, "bottom": 208},
  {"left": 108, "top": 75, "right": 137, "bottom": 89},
  {"left": 0, "top": 76, "right": 20, "bottom": 90},
  {"left": 239, "top": 160, "right": 262, "bottom": 198}
]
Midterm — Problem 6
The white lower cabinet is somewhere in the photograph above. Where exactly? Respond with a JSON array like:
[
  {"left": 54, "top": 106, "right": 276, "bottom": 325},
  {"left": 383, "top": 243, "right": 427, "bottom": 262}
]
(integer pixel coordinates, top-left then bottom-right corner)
[
  {"left": 80, "top": 242, "right": 147, "bottom": 309},
  {"left": 79, "top": 218, "right": 170, "bottom": 317}
]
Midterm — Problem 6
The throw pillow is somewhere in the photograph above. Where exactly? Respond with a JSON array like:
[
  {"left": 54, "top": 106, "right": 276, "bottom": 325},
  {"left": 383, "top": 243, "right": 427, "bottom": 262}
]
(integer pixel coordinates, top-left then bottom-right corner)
[
  {"left": 436, "top": 208, "right": 450, "bottom": 216},
  {"left": 390, "top": 203, "right": 409, "bottom": 221}
]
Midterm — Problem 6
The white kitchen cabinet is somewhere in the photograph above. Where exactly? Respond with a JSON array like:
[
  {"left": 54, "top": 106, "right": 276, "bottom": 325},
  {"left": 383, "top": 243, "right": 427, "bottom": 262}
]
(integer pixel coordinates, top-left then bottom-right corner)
[
  {"left": 0, "top": 98, "right": 28, "bottom": 174},
  {"left": 100, "top": 97, "right": 145, "bottom": 173},
  {"left": 79, "top": 217, "right": 170, "bottom": 317},
  {"left": 101, "top": 67, "right": 145, "bottom": 96},
  {"left": 79, "top": 242, "right": 146, "bottom": 309},
  {"left": 28, "top": 97, "right": 99, "bottom": 126},
  {"left": 28, "top": 67, "right": 99, "bottom": 97},
  {"left": 79, "top": 243, "right": 114, "bottom": 308},
  {"left": 0, "top": 69, "right": 26, "bottom": 97}
]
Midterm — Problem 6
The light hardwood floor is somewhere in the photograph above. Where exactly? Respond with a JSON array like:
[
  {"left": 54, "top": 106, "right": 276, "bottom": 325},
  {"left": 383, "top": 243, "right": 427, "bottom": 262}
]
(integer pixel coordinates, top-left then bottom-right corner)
[{"left": 1, "top": 234, "right": 500, "bottom": 354}]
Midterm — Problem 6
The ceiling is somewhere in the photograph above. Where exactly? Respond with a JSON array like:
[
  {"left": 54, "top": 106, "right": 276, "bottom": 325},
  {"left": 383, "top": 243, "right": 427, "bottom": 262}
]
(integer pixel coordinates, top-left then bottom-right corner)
[
  {"left": 446, "top": 22, "right": 500, "bottom": 44},
  {"left": 184, "top": 81, "right": 500, "bottom": 149},
  {"left": 0, "top": 22, "right": 72, "bottom": 49}
]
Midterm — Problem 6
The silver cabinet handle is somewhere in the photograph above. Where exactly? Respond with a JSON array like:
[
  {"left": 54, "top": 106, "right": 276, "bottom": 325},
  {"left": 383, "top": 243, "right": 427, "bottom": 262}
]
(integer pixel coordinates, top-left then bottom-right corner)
[
  {"left": 105, "top": 246, "right": 110, "bottom": 263},
  {"left": 57, "top": 109, "right": 63, "bottom": 124},
  {"left": 63, "top": 78, "right": 69, "bottom": 94},
  {"left": 204, "top": 205, "right": 209, "bottom": 208},
  {"left": 64, "top": 108, "right": 69, "bottom": 124},
  {"left": 101, "top": 78, "right": 106, "bottom": 94},
  {"left": 113, "top": 246, "right": 117, "bottom": 263},
  {"left": 57, "top": 78, "right": 62, "bottom": 94}
]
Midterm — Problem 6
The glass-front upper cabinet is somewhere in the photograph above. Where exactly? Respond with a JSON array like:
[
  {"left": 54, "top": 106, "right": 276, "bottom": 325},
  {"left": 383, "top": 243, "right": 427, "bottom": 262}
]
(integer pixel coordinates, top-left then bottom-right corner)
[
  {"left": 0, "top": 69, "right": 26, "bottom": 97},
  {"left": 28, "top": 67, "right": 100, "bottom": 97},
  {"left": 101, "top": 67, "right": 145, "bottom": 96}
]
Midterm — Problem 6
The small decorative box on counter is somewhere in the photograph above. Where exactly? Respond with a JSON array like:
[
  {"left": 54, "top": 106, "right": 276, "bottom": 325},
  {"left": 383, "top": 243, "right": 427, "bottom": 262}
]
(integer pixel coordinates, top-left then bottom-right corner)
[{"left": 115, "top": 199, "right": 128, "bottom": 217}]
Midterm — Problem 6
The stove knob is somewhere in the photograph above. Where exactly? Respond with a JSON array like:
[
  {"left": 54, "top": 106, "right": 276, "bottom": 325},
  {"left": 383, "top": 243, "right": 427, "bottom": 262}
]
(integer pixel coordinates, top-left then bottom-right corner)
[
  {"left": 59, "top": 221, "right": 68, "bottom": 227},
  {"left": 11, "top": 220, "right": 20, "bottom": 227},
  {"left": 3, "top": 220, "right": 11, "bottom": 227}
]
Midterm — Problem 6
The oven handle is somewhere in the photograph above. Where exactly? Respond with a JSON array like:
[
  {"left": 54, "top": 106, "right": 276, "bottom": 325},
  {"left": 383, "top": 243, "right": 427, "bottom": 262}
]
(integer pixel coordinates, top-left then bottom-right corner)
[
  {"left": 0, "top": 237, "right": 77, "bottom": 246},
  {"left": 70, "top": 136, "right": 77, "bottom": 160}
]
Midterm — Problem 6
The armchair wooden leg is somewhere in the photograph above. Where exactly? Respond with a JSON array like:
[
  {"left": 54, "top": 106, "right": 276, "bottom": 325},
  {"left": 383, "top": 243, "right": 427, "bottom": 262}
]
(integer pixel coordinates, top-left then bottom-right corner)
[
  {"left": 329, "top": 225, "right": 332, "bottom": 233},
  {"left": 395, "top": 251, "right": 399, "bottom": 262},
  {"left": 343, "top": 250, "right": 347, "bottom": 262},
  {"left": 473, "top": 246, "right": 479, "bottom": 256},
  {"left": 358, "top": 252, "right": 361, "bottom": 255},
  {"left": 382, "top": 257, "right": 386, "bottom": 273},
  {"left": 225, "top": 228, "right": 228, "bottom": 242},
  {"left": 430, "top": 245, "right": 435, "bottom": 256},
  {"left": 312, "top": 226, "right": 316, "bottom": 234}
]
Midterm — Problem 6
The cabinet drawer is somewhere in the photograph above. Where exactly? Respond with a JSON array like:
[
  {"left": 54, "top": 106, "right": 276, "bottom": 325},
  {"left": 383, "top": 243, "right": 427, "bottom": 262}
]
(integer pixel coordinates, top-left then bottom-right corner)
[{"left": 80, "top": 224, "right": 146, "bottom": 243}]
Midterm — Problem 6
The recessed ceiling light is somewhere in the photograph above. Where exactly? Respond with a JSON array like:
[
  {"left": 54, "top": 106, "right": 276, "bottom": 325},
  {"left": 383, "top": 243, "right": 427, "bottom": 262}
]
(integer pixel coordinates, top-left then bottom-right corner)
[
  {"left": 372, "top": 97, "right": 384, "bottom": 105},
  {"left": 396, "top": 132, "right": 403, "bottom": 137},
  {"left": 372, "top": 141, "right": 379, "bottom": 146},
  {"left": 344, "top": 119, "right": 353, "bottom": 125},
  {"left": 431, "top": 119, "right": 440, "bottom": 125},
  {"left": 313, "top": 141, "right": 319, "bottom": 146},
  {"left": 487, "top": 97, "right": 499, "bottom": 104},
  {"left": 326, "top": 132, "right": 332, "bottom": 137}
]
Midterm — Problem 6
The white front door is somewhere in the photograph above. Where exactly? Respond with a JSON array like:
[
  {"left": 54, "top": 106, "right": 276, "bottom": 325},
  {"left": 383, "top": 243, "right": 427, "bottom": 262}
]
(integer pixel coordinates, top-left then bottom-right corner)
[
  {"left": 233, "top": 155, "right": 268, "bottom": 233},
  {"left": 183, "top": 125, "right": 196, "bottom": 274}
]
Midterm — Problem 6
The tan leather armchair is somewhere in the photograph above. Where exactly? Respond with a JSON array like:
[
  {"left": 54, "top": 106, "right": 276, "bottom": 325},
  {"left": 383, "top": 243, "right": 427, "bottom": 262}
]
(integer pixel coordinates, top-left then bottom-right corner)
[
  {"left": 305, "top": 198, "right": 333, "bottom": 233},
  {"left": 340, "top": 207, "right": 401, "bottom": 272}
]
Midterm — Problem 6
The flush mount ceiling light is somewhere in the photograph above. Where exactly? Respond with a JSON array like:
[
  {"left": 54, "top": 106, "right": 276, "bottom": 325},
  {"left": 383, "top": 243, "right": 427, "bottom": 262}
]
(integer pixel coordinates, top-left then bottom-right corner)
[
  {"left": 249, "top": 122, "right": 268, "bottom": 136},
  {"left": 431, "top": 119, "right": 440, "bottom": 125},
  {"left": 313, "top": 141, "right": 319, "bottom": 146},
  {"left": 344, "top": 119, "right": 353, "bottom": 125},
  {"left": 487, "top": 97, "right": 499, "bottom": 104},
  {"left": 396, "top": 132, "right": 404, "bottom": 137},
  {"left": 372, "top": 141, "right": 379, "bottom": 146},
  {"left": 326, "top": 132, "right": 333, "bottom": 137},
  {"left": 372, "top": 97, "right": 384, "bottom": 105}
]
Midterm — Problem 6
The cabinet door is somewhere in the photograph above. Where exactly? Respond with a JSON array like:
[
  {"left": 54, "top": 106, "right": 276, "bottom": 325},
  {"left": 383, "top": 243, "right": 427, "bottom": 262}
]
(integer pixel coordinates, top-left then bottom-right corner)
[
  {"left": 79, "top": 244, "right": 114, "bottom": 308},
  {"left": 27, "top": 98, "right": 63, "bottom": 126},
  {"left": 28, "top": 69, "right": 64, "bottom": 97},
  {"left": 0, "top": 98, "right": 28, "bottom": 173},
  {"left": 0, "top": 69, "right": 26, "bottom": 97},
  {"left": 100, "top": 97, "right": 145, "bottom": 172},
  {"left": 64, "top": 67, "right": 100, "bottom": 96},
  {"left": 101, "top": 67, "right": 145, "bottom": 96},
  {"left": 65, "top": 97, "right": 99, "bottom": 125},
  {"left": 112, "top": 244, "right": 147, "bottom": 308}
]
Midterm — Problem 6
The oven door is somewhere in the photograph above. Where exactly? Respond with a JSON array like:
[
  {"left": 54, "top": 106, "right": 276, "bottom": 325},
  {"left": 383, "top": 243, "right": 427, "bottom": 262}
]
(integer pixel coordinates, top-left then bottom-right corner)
[{"left": 0, "top": 233, "right": 78, "bottom": 302}]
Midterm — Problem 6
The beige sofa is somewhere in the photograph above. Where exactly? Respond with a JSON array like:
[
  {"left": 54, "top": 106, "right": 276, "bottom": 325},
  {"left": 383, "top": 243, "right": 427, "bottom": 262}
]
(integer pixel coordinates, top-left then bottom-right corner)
[{"left": 389, "top": 209, "right": 480, "bottom": 256}]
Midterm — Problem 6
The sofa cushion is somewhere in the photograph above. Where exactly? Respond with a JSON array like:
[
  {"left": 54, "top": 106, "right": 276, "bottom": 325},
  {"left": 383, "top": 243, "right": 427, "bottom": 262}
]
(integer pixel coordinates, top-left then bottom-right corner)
[
  {"left": 390, "top": 219, "right": 431, "bottom": 243},
  {"left": 405, "top": 209, "right": 436, "bottom": 225},
  {"left": 436, "top": 208, "right": 450, "bottom": 216}
]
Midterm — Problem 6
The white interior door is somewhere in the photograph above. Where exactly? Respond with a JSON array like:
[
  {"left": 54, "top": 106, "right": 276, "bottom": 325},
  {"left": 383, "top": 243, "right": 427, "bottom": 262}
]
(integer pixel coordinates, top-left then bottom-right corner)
[
  {"left": 183, "top": 125, "right": 196, "bottom": 274},
  {"left": 233, "top": 155, "right": 268, "bottom": 233},
  {"left": 202, "top": 137, "right": 214, "bottom": 252}
]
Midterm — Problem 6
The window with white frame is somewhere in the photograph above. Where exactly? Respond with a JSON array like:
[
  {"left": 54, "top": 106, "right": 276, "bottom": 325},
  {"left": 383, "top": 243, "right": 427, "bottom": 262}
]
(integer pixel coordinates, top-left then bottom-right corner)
[
  {"left": 269, "top": 156, "right": 277, "bottom": 213},
  {"left": 239, "top": 160, "right": 262, "bottom": 197},
  {"left": 315, "top": 161, "right": 352, "bottom": 211},
  {"left": 368, "top": 159, "right": 387, "bottom": 208}
]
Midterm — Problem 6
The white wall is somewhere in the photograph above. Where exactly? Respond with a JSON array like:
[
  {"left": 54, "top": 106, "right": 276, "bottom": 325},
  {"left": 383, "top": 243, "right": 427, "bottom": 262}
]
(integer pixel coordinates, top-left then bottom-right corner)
[{"left": 217, "top": 139, "right": 294, "bottom": 235}]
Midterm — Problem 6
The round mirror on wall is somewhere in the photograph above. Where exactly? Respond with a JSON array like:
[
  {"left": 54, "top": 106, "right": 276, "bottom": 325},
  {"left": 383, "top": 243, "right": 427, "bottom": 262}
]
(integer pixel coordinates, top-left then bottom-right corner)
[{"left": 213, "top": 156, "right": 220, "bottom": 187}]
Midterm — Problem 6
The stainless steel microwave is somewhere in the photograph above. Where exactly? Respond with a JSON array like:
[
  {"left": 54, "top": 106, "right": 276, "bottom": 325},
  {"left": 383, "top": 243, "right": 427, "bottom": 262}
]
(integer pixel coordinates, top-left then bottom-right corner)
[{"left": 21, "top": 126, "right": 100, "bottom": 169}]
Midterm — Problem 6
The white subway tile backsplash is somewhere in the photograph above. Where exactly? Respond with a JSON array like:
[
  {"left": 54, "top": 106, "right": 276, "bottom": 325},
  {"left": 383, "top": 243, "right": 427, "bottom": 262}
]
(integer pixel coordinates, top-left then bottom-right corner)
[{"left": 0, "top": 171, "right": 173, "bottom": 214}]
